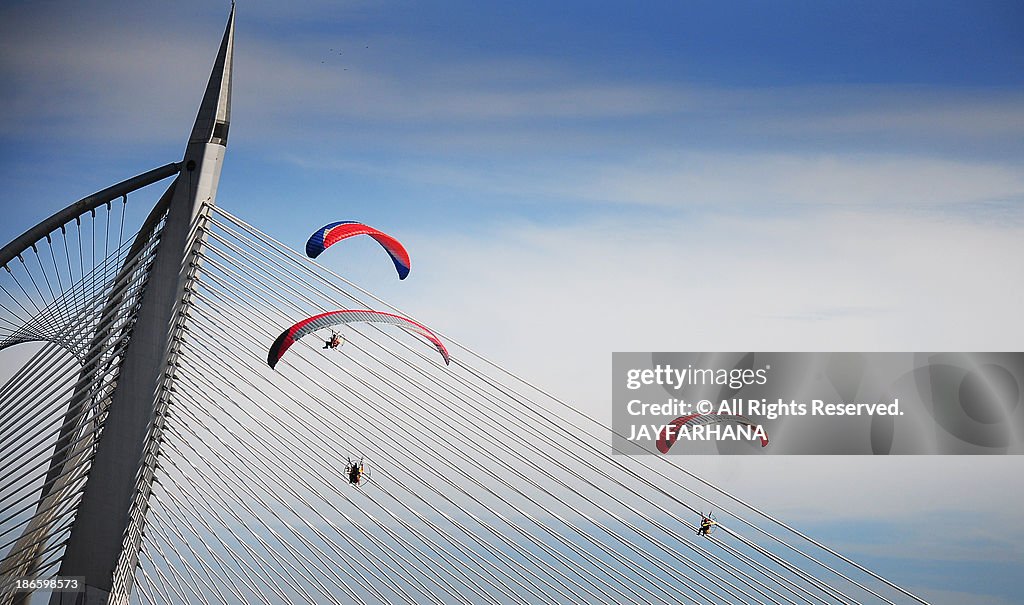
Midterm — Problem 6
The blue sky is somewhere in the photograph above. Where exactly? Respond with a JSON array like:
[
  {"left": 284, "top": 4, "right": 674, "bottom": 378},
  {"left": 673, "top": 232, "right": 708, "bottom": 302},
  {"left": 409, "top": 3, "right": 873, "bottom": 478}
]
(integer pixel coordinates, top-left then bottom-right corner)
[{"left": 2, "top": 1, "right": 1023, "bottom": 602}]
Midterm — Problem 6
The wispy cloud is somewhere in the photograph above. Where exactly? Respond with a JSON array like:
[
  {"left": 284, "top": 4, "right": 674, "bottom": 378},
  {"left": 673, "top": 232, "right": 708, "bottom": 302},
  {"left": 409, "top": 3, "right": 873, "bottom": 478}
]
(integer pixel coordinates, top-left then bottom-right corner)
[
  {"left": 285, "top": 149, "right": 1024, "bottom": 215},
  {"left": 772, "top": 97, "right": 1024, "bottom": 139},
  {"left": 0, "top": 8, "right": 219, "bottom": 143},
  {"left": 554, "top": 152, "right": 1024, "bottom": 208},
  {"left": 5, "top": 2, "right": 1024, "bottom": 163}
]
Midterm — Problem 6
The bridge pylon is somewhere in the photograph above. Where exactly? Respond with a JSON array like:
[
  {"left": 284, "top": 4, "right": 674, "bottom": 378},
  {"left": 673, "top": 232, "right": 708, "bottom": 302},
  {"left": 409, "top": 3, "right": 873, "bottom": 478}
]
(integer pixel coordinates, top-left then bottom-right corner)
[{"left": 0, "top": 7, "right": 234, "bottom": 605}]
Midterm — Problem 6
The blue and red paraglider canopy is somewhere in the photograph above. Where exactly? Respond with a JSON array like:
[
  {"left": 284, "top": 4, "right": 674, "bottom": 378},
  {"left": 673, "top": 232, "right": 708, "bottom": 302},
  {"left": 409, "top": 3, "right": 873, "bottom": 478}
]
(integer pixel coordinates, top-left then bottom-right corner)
[{"left": 306, "top": 221, "right": 411, "bottom": 280}]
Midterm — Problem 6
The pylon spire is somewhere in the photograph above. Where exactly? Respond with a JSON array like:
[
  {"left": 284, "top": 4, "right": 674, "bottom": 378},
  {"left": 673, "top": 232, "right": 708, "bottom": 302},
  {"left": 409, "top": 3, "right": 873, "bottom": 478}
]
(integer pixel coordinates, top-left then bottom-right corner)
[{"left": 189, "top": 3, "right": 233, "bottom": 148}]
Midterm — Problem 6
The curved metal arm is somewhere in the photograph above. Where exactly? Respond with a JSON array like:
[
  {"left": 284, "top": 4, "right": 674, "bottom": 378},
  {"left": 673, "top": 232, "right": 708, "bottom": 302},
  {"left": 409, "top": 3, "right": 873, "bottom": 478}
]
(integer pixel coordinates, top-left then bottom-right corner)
[{"left": 0, "top": 162, "right": 180, "bottom": 267}]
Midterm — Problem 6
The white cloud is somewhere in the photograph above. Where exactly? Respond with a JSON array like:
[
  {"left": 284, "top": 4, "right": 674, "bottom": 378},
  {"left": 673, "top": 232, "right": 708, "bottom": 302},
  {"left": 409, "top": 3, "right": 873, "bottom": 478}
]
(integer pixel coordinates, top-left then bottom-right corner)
[
  {"left": 385, "top": 205, "right": 1024, "bottom": 571},
  {"left": 402, "top": 207, "right": 1024, "bottom": 415}
]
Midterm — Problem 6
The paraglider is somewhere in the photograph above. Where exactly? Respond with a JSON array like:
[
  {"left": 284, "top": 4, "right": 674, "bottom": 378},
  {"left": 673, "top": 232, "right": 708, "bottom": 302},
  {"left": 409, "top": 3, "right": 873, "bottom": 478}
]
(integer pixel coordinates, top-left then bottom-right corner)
[
  {"left": 306, "top": 221, "right": 411, "bottom": 280},
  {"left": 697, "top": 512, "right": 717, "bottom": 536},
  {"left": 346, "top": 457, "right": 368, "bottom": 486},
  {"left": 323, "top": 330, "right": 343, "bottom": 350},
  {"left": 656, "top": 413, "right": 768, "bottom": 454},
  {"left": 267, "top": 309, "right": 450, "bottom": 369}
]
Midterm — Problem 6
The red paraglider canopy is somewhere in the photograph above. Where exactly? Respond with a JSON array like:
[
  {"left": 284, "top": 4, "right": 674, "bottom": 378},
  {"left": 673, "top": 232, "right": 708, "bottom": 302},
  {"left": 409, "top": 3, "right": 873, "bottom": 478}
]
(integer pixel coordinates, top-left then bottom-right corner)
[{"left": 268, "top": 309, "right": 450, "bottom": 369}]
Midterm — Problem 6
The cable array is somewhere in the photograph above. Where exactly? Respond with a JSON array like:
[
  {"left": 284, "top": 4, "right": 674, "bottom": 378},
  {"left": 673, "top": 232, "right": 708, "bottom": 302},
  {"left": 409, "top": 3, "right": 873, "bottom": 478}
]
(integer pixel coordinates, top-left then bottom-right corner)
[
  {"left": 0, "top": 198, "right": 930, "bottom": 604},
  {"left": 0, "top": 171, "right": 175, "bottom": 604},
  {"left": 0, "top": 212, "right": 168, "bottom": 602},
  {"left": 126, "top": 207, "right": 927, "bottom": 605}
]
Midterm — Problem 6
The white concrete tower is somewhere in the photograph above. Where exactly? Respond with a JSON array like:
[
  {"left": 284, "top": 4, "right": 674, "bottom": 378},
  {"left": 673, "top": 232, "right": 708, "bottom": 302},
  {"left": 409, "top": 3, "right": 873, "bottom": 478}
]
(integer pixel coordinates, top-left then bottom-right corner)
[{"left": 50, "top": 6, "right": 235, "bottom": 604}]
